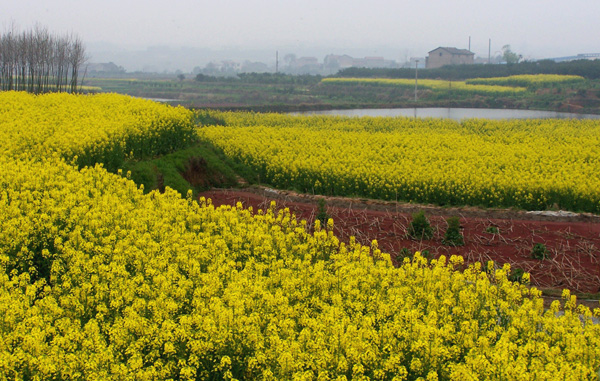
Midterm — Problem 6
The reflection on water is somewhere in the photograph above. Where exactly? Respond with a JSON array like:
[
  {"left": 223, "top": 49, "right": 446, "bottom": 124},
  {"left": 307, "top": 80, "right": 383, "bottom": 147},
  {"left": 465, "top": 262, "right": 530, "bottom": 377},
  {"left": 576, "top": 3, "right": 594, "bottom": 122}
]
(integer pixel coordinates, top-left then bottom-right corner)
[
  {"left": 294, "top": 108, "right": 600, "bottom": 121},
  {"left": 142, "top": 97, "right": 179, "bottom": 102}
]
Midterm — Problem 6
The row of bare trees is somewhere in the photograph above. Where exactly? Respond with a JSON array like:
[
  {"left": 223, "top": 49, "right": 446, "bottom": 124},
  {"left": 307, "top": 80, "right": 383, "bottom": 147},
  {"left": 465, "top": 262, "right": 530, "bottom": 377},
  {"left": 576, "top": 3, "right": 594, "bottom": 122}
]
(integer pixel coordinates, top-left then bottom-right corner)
[{"left": 0, "top": 25, "right": 87, "bottom": 94}]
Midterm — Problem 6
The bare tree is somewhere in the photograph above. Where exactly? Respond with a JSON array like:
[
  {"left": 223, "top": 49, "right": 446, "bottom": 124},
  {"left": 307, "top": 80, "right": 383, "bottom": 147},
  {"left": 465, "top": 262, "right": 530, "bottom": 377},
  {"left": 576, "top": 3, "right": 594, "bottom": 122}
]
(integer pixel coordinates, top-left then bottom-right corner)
[
  {"left": 69, "top": 35, "right": 87, "bottom": 93},
  {"left": 0, "top": 25, "right": 88, "bottom": 94}
]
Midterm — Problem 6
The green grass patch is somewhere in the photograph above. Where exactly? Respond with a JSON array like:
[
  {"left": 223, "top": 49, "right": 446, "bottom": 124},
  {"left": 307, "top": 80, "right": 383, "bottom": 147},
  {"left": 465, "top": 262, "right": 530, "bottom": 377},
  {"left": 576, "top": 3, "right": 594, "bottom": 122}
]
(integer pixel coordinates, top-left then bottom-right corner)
[{"left": 121, "top": 141, "right": 240, "bottom": 198}]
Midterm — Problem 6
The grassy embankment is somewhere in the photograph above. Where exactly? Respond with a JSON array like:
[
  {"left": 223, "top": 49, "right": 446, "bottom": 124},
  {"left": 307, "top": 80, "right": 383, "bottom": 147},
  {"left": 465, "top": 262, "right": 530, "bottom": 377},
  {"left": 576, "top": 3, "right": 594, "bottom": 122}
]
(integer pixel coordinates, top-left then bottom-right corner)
[{"left": 120, "top": 111, "right": 242, "bottom": 197}]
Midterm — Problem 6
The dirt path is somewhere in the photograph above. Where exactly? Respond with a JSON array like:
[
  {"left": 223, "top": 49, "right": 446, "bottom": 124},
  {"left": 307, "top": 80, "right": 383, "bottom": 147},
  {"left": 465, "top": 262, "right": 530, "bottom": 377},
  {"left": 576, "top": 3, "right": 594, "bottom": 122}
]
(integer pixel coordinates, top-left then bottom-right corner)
[{"left": 198, "top": 186, "right": 600, "bottom": 305}]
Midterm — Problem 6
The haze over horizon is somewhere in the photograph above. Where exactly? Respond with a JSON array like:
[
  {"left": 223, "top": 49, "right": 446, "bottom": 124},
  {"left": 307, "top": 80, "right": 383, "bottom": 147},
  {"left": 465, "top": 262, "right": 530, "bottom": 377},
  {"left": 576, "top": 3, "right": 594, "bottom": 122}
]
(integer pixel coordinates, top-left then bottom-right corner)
[{"left": 4, "top": 0, "right": 599, "bottom": 72}]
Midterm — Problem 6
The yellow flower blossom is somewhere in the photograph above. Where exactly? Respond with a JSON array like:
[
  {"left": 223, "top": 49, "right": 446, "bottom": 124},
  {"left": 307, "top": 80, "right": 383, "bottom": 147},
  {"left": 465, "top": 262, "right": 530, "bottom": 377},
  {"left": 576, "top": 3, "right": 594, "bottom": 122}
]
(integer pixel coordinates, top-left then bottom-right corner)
[{"left": 0, "top": 92, "right": 599, "bottom": 380}]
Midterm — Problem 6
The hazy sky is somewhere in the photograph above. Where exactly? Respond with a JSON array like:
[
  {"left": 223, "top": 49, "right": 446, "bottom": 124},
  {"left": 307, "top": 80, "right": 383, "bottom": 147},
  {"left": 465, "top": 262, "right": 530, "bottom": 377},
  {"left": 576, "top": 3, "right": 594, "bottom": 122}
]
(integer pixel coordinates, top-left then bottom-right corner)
[{"left": 4, "top": 0, "right": 599, "bottom": 70}]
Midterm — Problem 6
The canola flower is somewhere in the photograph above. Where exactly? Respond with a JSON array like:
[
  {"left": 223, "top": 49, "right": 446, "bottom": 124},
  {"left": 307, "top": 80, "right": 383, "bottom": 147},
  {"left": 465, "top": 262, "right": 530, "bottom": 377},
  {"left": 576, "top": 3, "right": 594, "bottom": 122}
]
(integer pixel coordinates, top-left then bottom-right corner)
[
  {"left": 321, "top": 77, "right": 527, "bottom": 94},
  {"left": 199, "top": 111, "right": 600, "bottom": 213},
  {"left": 0, "top": 91, "right": 196, "bottom": 170},
  {"left": 78, "top": 86, "right": 103, "bottom": 92},
  {"left": 465, "top": 74, "right": 585, "bottom": 88},
  {"left": 1, "top": 157, "right": 599, "bottom": 380},
  {"left": 1, "top": 92, "right": 600, "bottom": 379}
]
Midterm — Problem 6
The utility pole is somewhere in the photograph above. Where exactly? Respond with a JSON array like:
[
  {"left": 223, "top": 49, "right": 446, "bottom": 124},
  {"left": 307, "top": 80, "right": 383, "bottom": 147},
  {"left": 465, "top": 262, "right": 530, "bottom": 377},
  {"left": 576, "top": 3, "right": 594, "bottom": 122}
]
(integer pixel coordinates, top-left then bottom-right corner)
[
  {"left": 469, "top": 36, "right": 471, "bottom": 51},
  {"left": 276, "top": 51, "right": 279, "bottom": 74},
  {"left": 488, "top": 39, "right": 491, "bottom": 64},
  {"left": 414, "top": 59, "right": 419, "bottom": 102}
]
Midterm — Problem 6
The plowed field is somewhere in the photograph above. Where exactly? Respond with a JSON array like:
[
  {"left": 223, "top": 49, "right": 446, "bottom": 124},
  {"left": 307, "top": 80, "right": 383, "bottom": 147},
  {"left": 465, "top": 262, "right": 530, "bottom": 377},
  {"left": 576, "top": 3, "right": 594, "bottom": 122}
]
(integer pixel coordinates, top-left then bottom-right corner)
[{"left": 199, "top": 187, "right": 600, "bottom": 299}]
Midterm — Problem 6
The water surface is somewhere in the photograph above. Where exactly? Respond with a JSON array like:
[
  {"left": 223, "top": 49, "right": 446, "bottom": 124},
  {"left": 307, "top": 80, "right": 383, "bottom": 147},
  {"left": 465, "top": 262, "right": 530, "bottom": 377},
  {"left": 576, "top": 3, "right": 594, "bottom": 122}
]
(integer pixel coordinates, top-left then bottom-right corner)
[{"left": 294, "top": 108, "right": 600, "bottom": 121}]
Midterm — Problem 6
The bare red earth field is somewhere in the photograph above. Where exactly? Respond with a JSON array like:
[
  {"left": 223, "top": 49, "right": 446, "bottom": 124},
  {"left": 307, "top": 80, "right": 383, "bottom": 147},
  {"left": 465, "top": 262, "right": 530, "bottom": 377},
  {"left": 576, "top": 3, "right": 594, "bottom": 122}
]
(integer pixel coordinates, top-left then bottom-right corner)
[{"left": 198, "top": 187, "right": 600, "bottom": 300}]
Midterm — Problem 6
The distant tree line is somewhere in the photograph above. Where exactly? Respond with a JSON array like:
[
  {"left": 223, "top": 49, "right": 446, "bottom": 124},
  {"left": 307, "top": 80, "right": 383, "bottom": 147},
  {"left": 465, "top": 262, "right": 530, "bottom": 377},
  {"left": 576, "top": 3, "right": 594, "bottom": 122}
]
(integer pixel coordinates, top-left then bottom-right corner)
[
  {"left": 237, "top": 73, "right": 321, "bottom": 85},
  {"left": 337, "top": 59, "right": 600, "bottom": 80},
  {"left": 0, "top": 25, "right": 87, "bottom": 93},
  {"left": 195, "top": 72, "right": 322, "bottom": 85}
]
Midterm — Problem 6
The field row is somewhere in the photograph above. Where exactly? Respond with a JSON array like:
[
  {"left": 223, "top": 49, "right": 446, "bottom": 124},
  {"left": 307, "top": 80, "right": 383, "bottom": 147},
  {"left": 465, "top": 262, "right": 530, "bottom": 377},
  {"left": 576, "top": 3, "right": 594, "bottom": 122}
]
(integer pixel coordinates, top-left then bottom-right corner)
[
  {"left": 465, "top": 74, "right": 585, "bottom": 88},
  {"left": 321, "top": 77, "right": 527, "bottom": 94},
  {"left": 323, "top": 74, "right": 586, "bottom": 94},
  {"left": 199, "top": 112, "right": 600, "bottom": 213},
  {"left": 0, "top": 92, "right": 196, "bottom": 170}
]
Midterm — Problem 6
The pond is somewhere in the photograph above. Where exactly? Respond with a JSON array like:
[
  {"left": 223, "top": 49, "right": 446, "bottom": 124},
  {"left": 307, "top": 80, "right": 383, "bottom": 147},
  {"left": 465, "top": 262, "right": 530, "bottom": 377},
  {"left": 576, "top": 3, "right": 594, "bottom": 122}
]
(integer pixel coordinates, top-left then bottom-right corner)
[
  {"left": 143, "top": 97, "right": 180, "bottom": 103},
  {"left": 293, "top": 108, "right": 600, "bottom": 121}
]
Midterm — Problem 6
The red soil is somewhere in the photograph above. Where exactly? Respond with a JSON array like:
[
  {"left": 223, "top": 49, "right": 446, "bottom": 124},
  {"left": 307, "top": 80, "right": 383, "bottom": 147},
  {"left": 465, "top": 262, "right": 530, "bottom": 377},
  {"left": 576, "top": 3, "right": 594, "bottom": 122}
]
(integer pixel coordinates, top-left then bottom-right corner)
[{"left": 198, "top": 187, "right": 600, "bottom": 296}]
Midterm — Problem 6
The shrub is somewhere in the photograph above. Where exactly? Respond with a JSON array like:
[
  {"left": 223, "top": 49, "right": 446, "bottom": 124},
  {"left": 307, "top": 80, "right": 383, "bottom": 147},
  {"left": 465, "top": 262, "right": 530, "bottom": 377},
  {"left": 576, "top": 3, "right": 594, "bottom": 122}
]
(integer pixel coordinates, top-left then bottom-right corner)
[
  {"left": 509, "top": 267, "right": 525, "bottom": 283},
  {"left": 316, "top": 198, "right": 330, "bottom": 226},
  {"left": 442, "top": 216, "right": 464, "bottom": 246},
  {"left": 485, "top": 226, "right": 500, "bottom": 234},
  {"left": 532, "top": 243, "right": 550, "bottom": 260},
  {"left": 397, "top": 247, "right": 411, "bottom": 261},
  {"left": 408, "top": 210, "right": 434, "bottom": 240}
]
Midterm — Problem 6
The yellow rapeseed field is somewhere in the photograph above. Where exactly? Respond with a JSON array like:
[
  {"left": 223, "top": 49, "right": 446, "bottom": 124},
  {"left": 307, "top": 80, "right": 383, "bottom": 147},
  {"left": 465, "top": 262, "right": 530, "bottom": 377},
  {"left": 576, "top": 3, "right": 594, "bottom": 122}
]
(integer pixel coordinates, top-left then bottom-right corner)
[
  {"left": 0, "top": 91, "right": 195, "bottom": 170},
  {"left": 465, "top": 74, "right": 585, "bottom": 88},
  {"left": 321, "top": 77, "right": 527, "bottom": 94},
  {"left": 1, "top": 92, "right": 599, "bottom": 379},
  {"left": 199, "top": 111, "right": 600, "bottom": 213}
]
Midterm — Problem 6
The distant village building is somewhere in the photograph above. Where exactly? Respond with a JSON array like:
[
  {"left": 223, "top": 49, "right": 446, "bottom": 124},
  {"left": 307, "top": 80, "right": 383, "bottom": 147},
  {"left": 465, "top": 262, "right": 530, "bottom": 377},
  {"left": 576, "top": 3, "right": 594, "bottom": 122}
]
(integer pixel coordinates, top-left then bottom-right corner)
[
  {"left": 426, "top": 47, "right": 474, "bottom": 69},
  {"left": 197, "top": 53, "right": 402, "bottom": 76},
  {"left": 201, "top": 60, "right": 241, "bottom": 77},
  {"left": 323, "top": 54, "right": 398, "bottom": 73},
  {"left": 240, "top": 61, "right": 269, "bottom": 73},
  {"left": 548, "top": 53, "right": 600, "bottom": 63},
  {"left": 285, "top": 57, "right": 320, "bottom": 74},
  {"left": 324, "top": 54, "right": 355, "bottom": 70},
  {"left": 352, "top": 56, "right": 396, "bottom": 69},
  {"left": 294, "top": 57, "right": 319, "bottom": 68}
]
